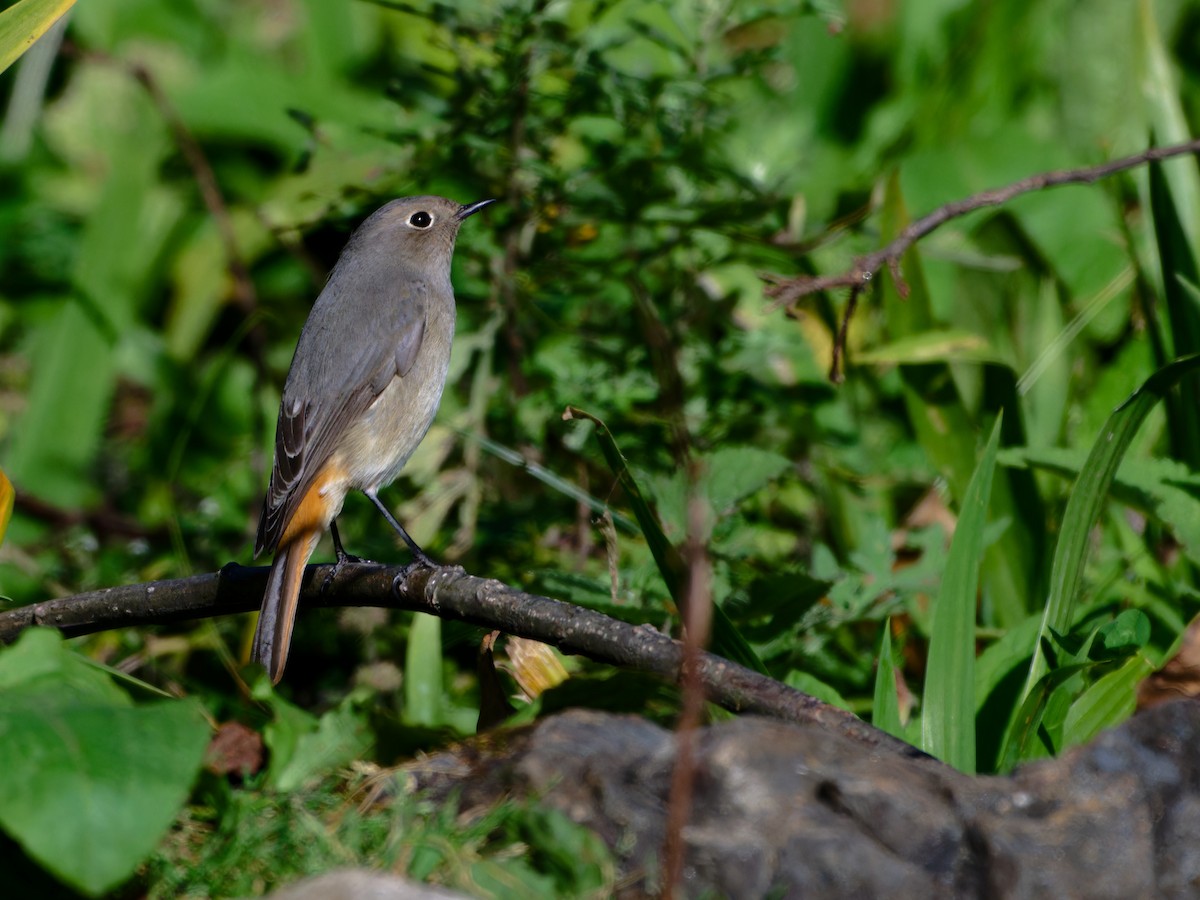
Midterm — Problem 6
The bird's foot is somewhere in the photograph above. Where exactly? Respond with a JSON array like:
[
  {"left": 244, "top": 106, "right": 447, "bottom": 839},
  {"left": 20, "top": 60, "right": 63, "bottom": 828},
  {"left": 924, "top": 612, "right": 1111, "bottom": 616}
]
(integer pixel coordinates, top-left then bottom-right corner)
[{"left": 321, "top": 547, "right": 376, "bottom": 593}]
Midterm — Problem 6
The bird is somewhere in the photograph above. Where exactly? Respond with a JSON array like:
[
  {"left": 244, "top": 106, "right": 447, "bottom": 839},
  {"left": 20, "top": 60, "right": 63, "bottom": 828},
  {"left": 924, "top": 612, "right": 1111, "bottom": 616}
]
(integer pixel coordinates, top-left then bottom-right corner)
[{"left": 251, "top": 194, "right": 495, "bottom": 683}]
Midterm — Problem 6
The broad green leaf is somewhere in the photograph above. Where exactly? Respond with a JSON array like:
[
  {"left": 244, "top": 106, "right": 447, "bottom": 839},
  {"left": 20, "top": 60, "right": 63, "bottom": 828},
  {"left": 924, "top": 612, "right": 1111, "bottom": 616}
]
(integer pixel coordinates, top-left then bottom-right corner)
[
  {"left": 871, "top": 619, "right": 904, "bottom": 739},
  {"left": 1061, "top": 654, "right": 1155, "bottom": 749},
  {"left": 0, "top": 0, "right": 72, "bottom": 76},
  {"left": 0, "top": 627, "right": 129, "bottom": 705},
  {"left": 1019, "top": 354, "right": 1200, "bottom": 706},
  {"left": 702, "top": 446, "right": 792, "bottom": 514},
  {"left": 922, "top": 414, "right": 1002, "bottom": 773},
  {"left": 0, "top": 632, "right": 208, "bottom": 897},
  {"left": 0, "top": 699, "right": 208, "bottom": 896},
  {"left": 1092, "top": 609, "right": 1152, "bottom": 660},
  {"left": 564, "top": 406, "right": 767, "bottom": 675}
]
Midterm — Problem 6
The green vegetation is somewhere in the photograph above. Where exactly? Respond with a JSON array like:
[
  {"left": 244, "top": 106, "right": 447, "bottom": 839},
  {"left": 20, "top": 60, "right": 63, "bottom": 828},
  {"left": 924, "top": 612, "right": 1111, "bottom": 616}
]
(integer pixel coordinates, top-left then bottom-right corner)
[{"left": 3, "top": 0, "right": 1200, "bottom": 894}]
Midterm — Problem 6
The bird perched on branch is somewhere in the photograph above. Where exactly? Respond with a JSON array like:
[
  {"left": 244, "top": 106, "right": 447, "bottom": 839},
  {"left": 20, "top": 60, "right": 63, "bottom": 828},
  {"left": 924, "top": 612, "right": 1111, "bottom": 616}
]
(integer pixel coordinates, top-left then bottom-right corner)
[{"left": 252, "top": 195, "right": 495, "bottom": 683}]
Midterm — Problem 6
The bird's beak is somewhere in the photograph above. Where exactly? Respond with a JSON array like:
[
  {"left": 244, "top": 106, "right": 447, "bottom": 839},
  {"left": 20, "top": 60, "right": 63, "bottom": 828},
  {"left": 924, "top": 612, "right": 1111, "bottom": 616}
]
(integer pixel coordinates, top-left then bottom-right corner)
[{"left": 457, "top": 198, "right": 497, "bottom": 220}]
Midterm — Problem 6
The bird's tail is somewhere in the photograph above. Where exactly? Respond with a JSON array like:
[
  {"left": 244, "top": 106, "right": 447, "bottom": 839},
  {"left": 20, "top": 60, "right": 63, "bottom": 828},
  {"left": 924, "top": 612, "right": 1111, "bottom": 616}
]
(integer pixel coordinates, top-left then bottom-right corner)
[{"left": 252, "top": 531, "right": 320, "bottom": 684}]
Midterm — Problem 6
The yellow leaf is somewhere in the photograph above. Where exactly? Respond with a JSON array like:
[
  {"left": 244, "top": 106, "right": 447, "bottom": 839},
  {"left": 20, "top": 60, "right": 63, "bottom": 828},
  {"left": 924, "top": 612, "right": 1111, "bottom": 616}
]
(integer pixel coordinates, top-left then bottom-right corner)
[
  {"left": 0, "top": 467, "right": 14, "bottom": 547},
  {"left": 505, "top": 637, "right": 569, "bottom": 699}
]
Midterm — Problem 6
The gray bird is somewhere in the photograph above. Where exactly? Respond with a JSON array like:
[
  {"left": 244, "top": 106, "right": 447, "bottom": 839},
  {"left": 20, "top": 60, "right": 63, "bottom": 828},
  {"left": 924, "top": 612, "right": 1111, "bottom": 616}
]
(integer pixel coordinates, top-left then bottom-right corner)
[{"left": 252, "top": 195, "right": 495, "bottom": 683}]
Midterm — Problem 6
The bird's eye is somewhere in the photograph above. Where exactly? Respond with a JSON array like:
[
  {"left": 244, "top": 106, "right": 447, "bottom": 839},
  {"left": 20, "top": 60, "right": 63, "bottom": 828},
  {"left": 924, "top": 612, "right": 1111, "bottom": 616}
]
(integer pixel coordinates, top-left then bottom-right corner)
[{"left": 409, "top": 211, "right": 433, "bottom": 228}]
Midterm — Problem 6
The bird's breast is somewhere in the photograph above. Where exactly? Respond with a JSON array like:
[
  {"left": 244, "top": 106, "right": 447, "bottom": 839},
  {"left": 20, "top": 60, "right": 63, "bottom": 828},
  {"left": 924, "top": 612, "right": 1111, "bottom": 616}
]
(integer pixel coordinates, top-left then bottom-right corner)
[{"left": 338, "top": 313, "right": 455, "bottom": 491}]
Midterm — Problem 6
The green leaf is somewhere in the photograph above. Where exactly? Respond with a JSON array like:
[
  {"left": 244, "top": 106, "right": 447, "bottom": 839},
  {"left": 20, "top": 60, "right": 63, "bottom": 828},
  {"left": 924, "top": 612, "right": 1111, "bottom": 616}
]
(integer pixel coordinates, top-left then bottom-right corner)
[
  {"left": 0, "top": 0, "right": 73, "bottom": 76},
  {"left": 1061, "top": 654, "right": 1155, "bottom": 749},
  {"left": 0, "top": 627, "right": 130, "bottom": 705},
  {"left": 975, "top": 614, "right": 1042, "bottom": 712},
  {"left": 702, "top": 446, "right": 792, "bottom": 513},
  {"left": 406, "top": 612, "right": 444, "bottom": 727},
  {"left": 254, "top": 675, "right": 317, "bottom": 786},
  {"left": 1092, "top": 609, "right": 1151, "bottom": 661},
  {"left": 1138, "top": 0, "right": 1200, "bottom": 254},
  {"left": 1147, "top": 164, "right": 1200, "bottom": 467},
  {"left": 856, "top": 330, "right": 1008, "bottom": 367},
  {"left": 921, "top": 414, "right": 1003, "bottom": 773},
  {"left": 0, "top": 632, "right": 208, "bottom": 897},
  {"left": 871, "top": 618, "right": 904, "bottom": 739},
  {"left": 999, "top": 661, "right": 1092, "bottom": 773},
  {"left": 271, "top": 701, "right": 372, "bottom": 793},
  {"left": 1019, "top": 354, "right": 1200, "bottom": 706},
  {"left": 784, "top": 669, "right": 851, "bottom": 712}
]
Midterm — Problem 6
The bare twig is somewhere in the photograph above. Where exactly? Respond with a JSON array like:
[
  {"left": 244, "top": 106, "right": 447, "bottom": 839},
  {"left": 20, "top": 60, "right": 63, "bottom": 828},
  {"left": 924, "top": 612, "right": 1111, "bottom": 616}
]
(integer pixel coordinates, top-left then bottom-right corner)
[
  {"left": 768, "top": 137, "right": 1200, "bottom": 380},
  {"left": 0, "top": 562, "right": 929, "bottom": 762},
  {"left": 662, "top": 490, "right": 715, "bottom": 897}
]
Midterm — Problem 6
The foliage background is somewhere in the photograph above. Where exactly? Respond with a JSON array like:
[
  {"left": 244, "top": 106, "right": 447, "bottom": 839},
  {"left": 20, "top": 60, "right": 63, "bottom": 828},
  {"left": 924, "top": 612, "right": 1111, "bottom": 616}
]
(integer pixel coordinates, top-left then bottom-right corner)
[{"left": 3, "top": 0, "right": 1200, "bottom": 895}]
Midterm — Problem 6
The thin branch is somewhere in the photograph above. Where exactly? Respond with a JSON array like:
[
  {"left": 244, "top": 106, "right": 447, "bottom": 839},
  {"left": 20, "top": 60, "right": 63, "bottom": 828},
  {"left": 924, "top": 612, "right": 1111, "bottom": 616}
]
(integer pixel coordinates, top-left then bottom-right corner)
[
  {"left": 767, "top": 137, "right": 1200, "bottom": 379},
  {"left": 663, "top": 489, "right": 715, "bottom": 897},
  {"left": 0, "top": 563, "right": 929, "bottom": 762}
]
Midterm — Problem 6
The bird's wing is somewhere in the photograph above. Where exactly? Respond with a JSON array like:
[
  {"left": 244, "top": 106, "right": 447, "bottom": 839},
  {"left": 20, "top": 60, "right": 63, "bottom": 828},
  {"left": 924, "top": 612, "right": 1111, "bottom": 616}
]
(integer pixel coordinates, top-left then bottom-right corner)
[{"left": 254, "top": 273, "right": 430, "bottom": 556}]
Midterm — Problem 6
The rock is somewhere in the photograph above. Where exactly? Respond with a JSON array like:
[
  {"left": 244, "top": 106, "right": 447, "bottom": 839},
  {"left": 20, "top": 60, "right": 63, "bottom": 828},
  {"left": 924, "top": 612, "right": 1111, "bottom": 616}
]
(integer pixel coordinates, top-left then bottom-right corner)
[{"left": 407, "top": 700, "right": 1200, "bottom": 898}]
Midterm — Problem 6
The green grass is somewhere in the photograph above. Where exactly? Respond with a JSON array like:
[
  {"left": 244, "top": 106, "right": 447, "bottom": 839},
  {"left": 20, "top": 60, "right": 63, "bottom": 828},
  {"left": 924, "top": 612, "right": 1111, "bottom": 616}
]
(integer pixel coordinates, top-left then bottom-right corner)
[{"left": 143, "top": 770, "right": 614, "bottom": 899}]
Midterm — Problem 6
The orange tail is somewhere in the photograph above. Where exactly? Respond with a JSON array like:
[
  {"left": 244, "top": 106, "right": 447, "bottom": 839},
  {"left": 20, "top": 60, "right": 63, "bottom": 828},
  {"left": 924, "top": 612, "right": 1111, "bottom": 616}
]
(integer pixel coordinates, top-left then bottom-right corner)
[{"left": 252, "top": 531, "right": 320, "bottom": 683}]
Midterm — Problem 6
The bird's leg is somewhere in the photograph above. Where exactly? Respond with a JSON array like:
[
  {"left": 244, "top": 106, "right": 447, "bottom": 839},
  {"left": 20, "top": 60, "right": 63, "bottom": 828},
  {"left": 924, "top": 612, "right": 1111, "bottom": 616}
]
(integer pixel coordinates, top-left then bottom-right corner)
[
  {"left": 363, "top": 488, "right": 438, "bottom": 567},
  {"left": 330, "top": 520, "right": 363, "bottom": 565},
  {"left": 321, "top": 519, "right": 371, "bottom": 592}
]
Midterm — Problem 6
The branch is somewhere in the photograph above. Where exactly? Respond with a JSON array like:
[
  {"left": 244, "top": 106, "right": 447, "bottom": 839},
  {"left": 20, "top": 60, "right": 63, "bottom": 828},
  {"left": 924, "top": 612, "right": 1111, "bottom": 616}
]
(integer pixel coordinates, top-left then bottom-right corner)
[
  {"left": 767, "top": 137, "right": 1200, "bottom": 380},
  {"left": 0, "top": 563, "right": 926, "bottom": 762}
]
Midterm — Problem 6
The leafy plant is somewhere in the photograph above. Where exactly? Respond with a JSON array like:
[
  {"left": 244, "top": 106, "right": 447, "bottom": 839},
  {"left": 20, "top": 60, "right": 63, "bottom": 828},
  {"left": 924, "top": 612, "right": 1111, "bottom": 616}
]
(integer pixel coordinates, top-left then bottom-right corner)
[{"left": 4, "top": 0, "right": 1200, "bottom": 893}]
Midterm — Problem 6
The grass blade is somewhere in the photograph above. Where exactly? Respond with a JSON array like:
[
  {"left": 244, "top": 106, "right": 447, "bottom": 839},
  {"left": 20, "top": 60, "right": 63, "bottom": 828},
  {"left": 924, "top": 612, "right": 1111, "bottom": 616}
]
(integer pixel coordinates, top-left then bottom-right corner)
[
  {"left": 1061, "top": 654, "right": 1155, "bottom": 749},
  {"left": 405, "top": 612, "right": 443, "bottom": 727},
  {"left": 999, "top": 660, "right": 1092, "bottom": 773},
  {"left": 921, "top": 414, "right": 1003, "bottom": 773},
  {"left": 872, "top": 618, "right": 904, "bottom": 740},
  {"left": 1019, "top": 354, "right": 1200, "bottom": 706},
  {"left": 0, "top": 0, "right": 73, "bottom": 76},
  {"left": 1147, "top": 163, "right": 1200, "bottom": 468}
]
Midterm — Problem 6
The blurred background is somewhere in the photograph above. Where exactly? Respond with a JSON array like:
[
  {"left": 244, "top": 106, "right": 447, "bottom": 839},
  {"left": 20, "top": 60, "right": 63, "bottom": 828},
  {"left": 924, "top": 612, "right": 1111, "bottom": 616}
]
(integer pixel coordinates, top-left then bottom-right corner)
[{"left": 2, "top": 0, "right": 1200, "bottom": 765}]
